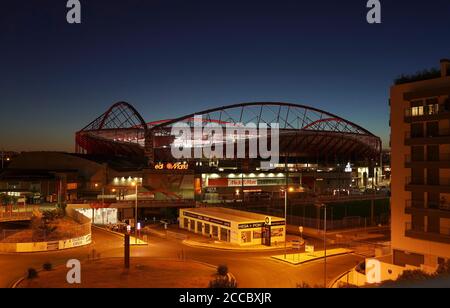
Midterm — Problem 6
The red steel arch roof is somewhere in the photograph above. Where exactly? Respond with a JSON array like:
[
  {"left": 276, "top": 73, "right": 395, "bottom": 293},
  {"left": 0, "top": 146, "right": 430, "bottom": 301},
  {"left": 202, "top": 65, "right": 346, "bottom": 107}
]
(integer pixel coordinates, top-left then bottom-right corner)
[{"left": 76, "top": 101, "right": 382, "bottom": 162}]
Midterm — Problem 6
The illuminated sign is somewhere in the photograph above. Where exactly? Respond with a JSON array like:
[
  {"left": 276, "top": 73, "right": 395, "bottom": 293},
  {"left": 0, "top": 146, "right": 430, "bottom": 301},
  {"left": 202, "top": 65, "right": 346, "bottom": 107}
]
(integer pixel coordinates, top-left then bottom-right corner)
[
  {"left": 6, "top": 192, "right": 20, "bottom": 197},
  {"left": 228, "top": 179, "right": 258, "bottom": 187},
  {"left": 154, "top": 162, "right": 189, "bottom": 170},
  {"left": 345, "top": 162, "right": 352, "bottom": 173},
  {"left": 67, "top": 183, "right": 78, "bottom": 190},
  {"left": 305, "top": 245, "right": 314, "bottom": 255},
  {"left": 238, "top": 220, "right": 284, "bottom": 229},
  {"left": 183, "top": 211, "right": 231, "bottom": 227}
]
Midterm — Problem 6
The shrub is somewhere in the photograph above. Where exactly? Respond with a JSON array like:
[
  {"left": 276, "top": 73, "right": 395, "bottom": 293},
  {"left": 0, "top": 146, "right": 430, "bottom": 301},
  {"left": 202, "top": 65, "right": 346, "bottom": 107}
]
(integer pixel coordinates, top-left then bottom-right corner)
[
  {"left": 27, "top": 268, "right": 38, "bottom": 280},
  {"left": 436, "top": 260, "right": 450, "bottom": 276},
  {"left": 42, "top": 209, "right": 64, "bottom": 221},
  {"left": 43, "top": 262, "right": 53, "bottom": 271},
  {"left": 396, "top": 269, "right": 432, "bottom": 282},
  {"left": 297, "top": 282, "right": 325, "bottom": 288},
  {"left": 217, "top": 265, "right": 228, "bottom": 276},
  {"left": 297, "top": 282, "right": 312, "bottom": 288}
]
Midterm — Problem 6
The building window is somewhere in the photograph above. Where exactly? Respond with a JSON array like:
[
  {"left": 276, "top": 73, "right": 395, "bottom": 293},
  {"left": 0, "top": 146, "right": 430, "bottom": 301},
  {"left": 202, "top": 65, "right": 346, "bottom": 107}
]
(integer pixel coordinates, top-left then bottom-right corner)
[
  {"left": 204, "top": 224, "right": 210, "bottom": 235},
  {"left": 427, "top": 104, "right": 439, "bottom": 115},
  {"left": 253, "top": 230, "right": 262, "bottom": 239},
  {"left": 411, "top": 106, "right": 424, "bottom": 117},
  {"left": 183, "top": 218, "right": 189, "bottom": 229},
  {"left": 190, "top": 220, "right": 195, "bottom": 231},
  {"left": 220, "top": 228, "right": 230, "bottom": 242},
  {"left": 272, "top": 228, "right": 284, "bottom": 237},
  {"left": 241, "top": 231, "right": 252, "bottom": 243},
  {"left": 197, "top": 221, "right": 203, "bottom": 233},
  {"left": 212, "top": 226, "right": 219, "bottom": 238}
]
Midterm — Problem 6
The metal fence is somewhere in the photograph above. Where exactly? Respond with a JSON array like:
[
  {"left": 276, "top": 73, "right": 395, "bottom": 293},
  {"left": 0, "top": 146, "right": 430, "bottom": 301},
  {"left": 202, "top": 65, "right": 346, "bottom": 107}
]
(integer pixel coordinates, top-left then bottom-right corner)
[
  {"left": 228, "top": 204, "right": 390, "bottom": 231},
  {"left": 0, "top": 205, "right": 36, "bottom": 222},
  {"left": 287, "top": 215, "right": 390, "bottom": 231}
]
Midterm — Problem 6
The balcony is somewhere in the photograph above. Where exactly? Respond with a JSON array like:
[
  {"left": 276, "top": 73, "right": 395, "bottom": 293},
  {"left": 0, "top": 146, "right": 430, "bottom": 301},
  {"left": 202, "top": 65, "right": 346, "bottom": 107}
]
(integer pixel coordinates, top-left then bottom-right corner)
[
  {"left": 405, "top": 177, "right": 450, "bottom": 193},
  {"left": 405, "top": 222, "right": 450, "bottom": 244},
  {"left": 405, "top": 153, "right": 450, "bottom": 168},
  {"left": 405, "top": 128, "right": 450, "bottom": 145},
  {"left": 404, "top": 104, "right": 450, "bottom": 123},
  {"left": 405, "top": 200, "right": 450, "bottom": 218}
]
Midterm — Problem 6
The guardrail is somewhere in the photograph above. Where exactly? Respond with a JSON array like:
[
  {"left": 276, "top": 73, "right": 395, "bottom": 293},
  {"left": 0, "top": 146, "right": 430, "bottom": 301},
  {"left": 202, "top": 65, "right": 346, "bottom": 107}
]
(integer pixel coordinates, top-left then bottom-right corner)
[
  {"left": 405, "top": 200, "right": 450, "bottom": 211},
  {"left": 405, "top": 154, "right": 450, "bottom": 163},
  {"left": 405, "top": 128, "right": 450, "bottom": 139},
  {"left": 406, "top": 177, "right": 450, "bottom": 186},
  {"left": 405, "top": 222, "right": 450, "bottom": 236}
]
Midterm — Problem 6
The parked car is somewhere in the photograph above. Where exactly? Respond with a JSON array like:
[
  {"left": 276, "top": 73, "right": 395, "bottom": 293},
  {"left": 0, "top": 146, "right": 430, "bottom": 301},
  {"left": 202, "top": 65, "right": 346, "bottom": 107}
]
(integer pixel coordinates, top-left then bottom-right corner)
[{"left": 110, "top": 222, "right": 127, "bottom": 232}]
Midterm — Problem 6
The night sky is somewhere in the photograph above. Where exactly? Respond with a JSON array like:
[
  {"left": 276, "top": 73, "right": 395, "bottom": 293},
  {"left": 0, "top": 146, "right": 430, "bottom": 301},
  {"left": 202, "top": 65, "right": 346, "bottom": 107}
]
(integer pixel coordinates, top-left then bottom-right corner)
[{"left": 1, "top": 0, "right": 450, "bottom": 152}]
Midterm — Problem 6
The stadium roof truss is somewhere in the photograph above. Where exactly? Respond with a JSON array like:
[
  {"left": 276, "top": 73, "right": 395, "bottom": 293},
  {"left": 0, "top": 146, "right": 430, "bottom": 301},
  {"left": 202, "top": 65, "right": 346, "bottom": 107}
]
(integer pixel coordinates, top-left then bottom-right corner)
[{"left": 76, "top": 102, "right": 382, "bottom": 163}]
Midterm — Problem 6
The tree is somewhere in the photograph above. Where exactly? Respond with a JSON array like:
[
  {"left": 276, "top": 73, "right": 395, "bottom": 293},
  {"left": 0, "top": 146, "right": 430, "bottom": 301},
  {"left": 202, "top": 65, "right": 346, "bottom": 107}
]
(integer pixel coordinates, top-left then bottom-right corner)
[
  {"left": 27, "top": 268, "right": 38, "bottom": 280},
  {"left": 436, "top": 260, "right": 450, "bottom": 276}
]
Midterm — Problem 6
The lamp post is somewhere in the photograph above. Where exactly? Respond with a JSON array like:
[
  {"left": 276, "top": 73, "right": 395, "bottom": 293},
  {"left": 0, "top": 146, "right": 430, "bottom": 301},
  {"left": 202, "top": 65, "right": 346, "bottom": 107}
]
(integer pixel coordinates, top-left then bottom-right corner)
[
  {"left": 284, "top": 187, "right": 287, "bottom": 259},
  {"left": 284, "top": 155, "right": 288, "bottom": 259},
  {"left": 94, "top": 183, "right": 105, "bottom": 224},
  {"left": 316, "top": 202, "right": 328, "bottom": 288},
  {"left": 132, "top": 179, "right": 140, "bottom": 244}
]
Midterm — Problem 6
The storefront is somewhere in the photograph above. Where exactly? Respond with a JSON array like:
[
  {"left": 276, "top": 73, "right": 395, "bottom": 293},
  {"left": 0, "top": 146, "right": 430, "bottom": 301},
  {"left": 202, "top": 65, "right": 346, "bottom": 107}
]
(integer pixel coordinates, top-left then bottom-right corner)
[
  {"left": 179, "top": 207, "right": 285, "bottom": 246},
  {"left": 201, "top": 172, "right": 302, "bottom": 203}
]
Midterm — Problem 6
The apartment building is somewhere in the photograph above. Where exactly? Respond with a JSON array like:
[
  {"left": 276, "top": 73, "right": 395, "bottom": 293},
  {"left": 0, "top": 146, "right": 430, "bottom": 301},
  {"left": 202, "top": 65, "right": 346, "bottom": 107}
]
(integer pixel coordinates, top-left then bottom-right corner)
[{"left": 391, "top": 59, "right": 450, "bottom": 269}]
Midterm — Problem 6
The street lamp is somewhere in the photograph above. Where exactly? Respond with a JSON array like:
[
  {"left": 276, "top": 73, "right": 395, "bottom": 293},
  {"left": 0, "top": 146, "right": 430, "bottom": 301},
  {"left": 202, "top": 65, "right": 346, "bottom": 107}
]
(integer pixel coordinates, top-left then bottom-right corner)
[
  {"left": 316, "top": 203, "right": 328, "bottom": 288},
  {"left": 94, "top": 183, "right": 105, "bottom": 224},
  {"left": 131, "top": 179, "right": 141, "bottom": 244},
  {"left": 283, "top": 155, "right": 289, "bottom": 260}
]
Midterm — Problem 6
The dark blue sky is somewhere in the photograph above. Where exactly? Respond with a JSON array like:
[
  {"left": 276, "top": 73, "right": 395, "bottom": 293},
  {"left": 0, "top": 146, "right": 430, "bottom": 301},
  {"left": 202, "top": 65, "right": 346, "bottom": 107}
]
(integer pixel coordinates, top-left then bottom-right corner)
[{"left": 1, "top": 0, "right": 450, "bottom": 151}]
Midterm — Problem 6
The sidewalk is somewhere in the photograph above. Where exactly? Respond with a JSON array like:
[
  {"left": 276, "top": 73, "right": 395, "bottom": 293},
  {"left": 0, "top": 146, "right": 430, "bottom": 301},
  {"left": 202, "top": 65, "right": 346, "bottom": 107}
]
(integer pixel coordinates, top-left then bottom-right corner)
[
  {"left": 145, "top": 224, "right": 297, "bottom": 252},
  {"left": 93, "top": 225, "right": 148, "bottom": 246},
  {"left": 182, "top": 238, "right": 294, "bottom": 252},
  {"left": 271, "top": 248, "right": 353, "bottom": 265}
]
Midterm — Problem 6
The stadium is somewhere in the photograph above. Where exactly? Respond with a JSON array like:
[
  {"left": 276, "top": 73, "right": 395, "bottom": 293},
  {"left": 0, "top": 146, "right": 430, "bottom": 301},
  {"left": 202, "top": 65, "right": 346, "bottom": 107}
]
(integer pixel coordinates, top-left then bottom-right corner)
[{"left": 74, "top": 101, "right": 382, "bottom": 203}]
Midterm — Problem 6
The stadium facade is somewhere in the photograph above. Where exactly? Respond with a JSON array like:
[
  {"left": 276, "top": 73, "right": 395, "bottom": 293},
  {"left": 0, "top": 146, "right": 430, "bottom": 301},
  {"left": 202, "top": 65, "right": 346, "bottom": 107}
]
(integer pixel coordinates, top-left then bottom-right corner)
[{"left": 73, "top": 101, "right": 383, "bottom": 204}]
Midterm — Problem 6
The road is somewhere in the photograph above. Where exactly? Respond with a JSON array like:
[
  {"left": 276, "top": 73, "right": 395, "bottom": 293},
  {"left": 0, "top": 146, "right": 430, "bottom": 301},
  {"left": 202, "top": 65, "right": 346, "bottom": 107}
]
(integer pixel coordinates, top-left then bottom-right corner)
[{"left": 0, "top": 227, "right": 363, "bottom": 288}]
